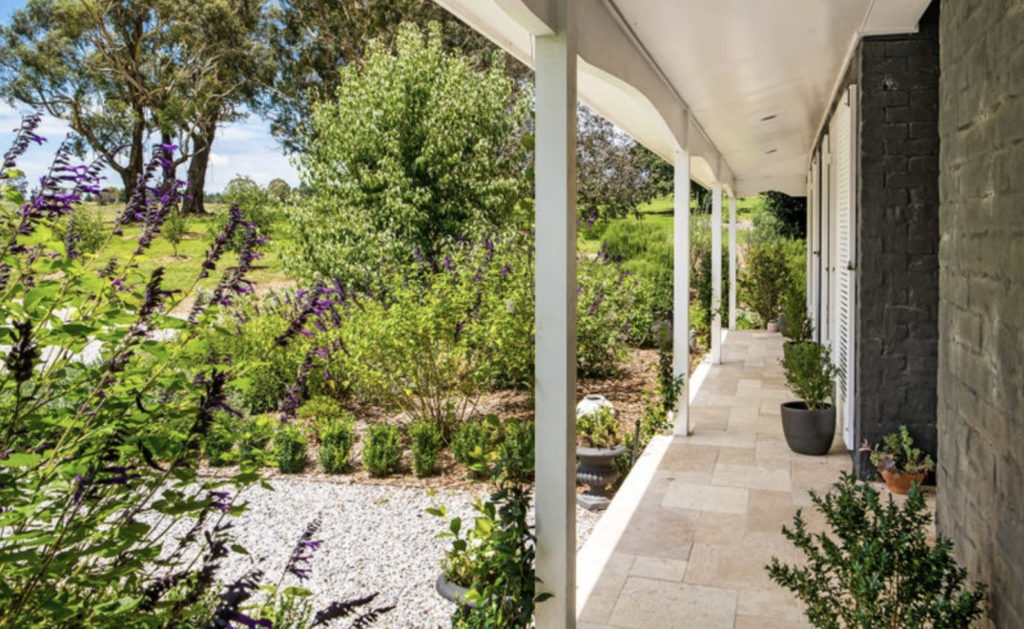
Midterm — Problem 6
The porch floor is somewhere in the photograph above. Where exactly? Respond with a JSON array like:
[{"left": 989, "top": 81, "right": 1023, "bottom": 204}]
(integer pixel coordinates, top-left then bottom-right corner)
[{"left": 578, "top": 330, "right": 852, "bottom": 629}]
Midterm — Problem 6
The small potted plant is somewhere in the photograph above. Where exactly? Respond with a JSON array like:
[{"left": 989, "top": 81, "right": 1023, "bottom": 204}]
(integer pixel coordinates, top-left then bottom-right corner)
[
  {"left": 781, "top": 291, "right": 813, "bottom": 360},
  {"left": 576, "top": 397, "right": 625, "bottom": 511},
  {"left": 780, "top": 341, "right": 839, "bottom": 455},
  {"left": 863, "top": 425, "right": 935, "bottom": 494}
]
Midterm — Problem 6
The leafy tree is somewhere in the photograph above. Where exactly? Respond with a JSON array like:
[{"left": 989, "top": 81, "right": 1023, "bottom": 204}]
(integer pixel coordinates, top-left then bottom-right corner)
[
  {"left": 0, "top": 0, "right": 269, "bottom": 210},
  {"left": 285, "top": 23, "right": 529, "bottom": 285},
  {"left": 267, "top": 177, "right": 291, "bottom": 202},
  {"left": 764, "top": 190, "right": 807, "bottom": 239},
  {"left": 260, "top": 0, "right": 524, "bottom": 154},
  {"left": 576, "top": 104, "right": 659, "bottom": 221}
]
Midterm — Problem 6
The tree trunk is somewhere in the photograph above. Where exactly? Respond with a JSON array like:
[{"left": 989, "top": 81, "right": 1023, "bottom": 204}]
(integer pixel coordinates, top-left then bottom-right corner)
[
  {"left": 181, "top": 115, "right": 218, "bottom": 215},
  {"left": 119, "top": 112, "right": 147, "bottom": 203}
]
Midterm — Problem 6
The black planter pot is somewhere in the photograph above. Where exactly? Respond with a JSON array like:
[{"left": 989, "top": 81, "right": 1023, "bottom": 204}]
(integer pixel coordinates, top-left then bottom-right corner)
[
  {"left": 436, "top": 573, "right": 476, "bottom": 608},
  {"left": 778, "top": 314, "right": 788, "bottom": 336},
  {"left": 576, "top": 444, "right": 626, "bottom": 511},
  {"left": 780, "top": 401, "right": 835, "bottom": 455}
]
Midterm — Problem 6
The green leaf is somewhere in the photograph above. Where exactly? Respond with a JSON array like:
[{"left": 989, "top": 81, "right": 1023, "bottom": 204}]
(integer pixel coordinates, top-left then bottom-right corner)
[{"left": 0, "top": 453, "right": 42, "bottom": 467}]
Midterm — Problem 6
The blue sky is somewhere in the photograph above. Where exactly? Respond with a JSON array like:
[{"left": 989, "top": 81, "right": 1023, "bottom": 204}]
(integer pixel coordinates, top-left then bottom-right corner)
[{"left": 0, "top": 0, "right": 299, "bottom": 193}]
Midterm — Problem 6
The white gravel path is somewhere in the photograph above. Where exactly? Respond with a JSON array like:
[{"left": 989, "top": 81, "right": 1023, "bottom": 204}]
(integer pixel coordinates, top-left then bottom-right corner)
[{"left": 215, "top": 478, "right": 601, "bottom": 628}]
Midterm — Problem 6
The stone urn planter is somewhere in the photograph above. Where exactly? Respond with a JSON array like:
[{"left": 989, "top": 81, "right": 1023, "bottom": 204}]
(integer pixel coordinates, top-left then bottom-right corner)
[
  {"left": 880, "top": 470, "right": 927, "bottom": 495},
  {"left": 576, "top": 444, "right": 627, "bottom": 511},
  {"left": 780, "top": 401, "right": 835, "bottom": 455},
  {"left": 436, "top": 573, "right": 476, "bottom": 608},
  {"left": 575, "top": 394, "right": 624, "bottom": 511}
]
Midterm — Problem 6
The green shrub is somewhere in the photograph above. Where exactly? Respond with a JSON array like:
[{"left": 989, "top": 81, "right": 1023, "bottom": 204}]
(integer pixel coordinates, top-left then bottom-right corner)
[
  {"left": 408, "top": 420, "right": 443, "bottom": 477},
  {"left": 55, "top": 206, "right": 106, "bottom": 255},
  {"left": 205, "top": 413, "right": 238, "bottom": 466},
  {"left": 451, "top": 418, "right": 497, "bottom": 475},
  {"left": 299, "top": 396, "right": 345, "bottom": 423},
  {"left": 576, "top": 406, "right": 621, "bottom": 449},
  {"left": 221, "top": 174, "right": 277, "bottom": 250},
  {"left": 739, "top": 237, "right": 791, "bottom": 326},
  {"left": 768, "top": 473, "right": 986, "bottom": 628},
  {"left": 430, "top": 473, "right": 542, "bottom": 626},
  {"left": 781, "top": 342, "right": 838, "bottom": 410},
  {"left": 362, "top": 424, "right": 402, "bottom": 477},
  {"left": 205, "top": 299, "right": 310, "bottom": 414},
  {"left": 577, "top": 255, "right": 646, "bottom": 376},
  {"left": 274, "top": 422, "right": 309, "bottom": 473},
  {"left": 494, "top": 418, "right": 534, "bottom": 482},
  {"left": 317, "top": 413, "right": 356, "bottom": 474},
  {"left": 162, "top": 208, "right": 189, "bottom": 257},
  {"left": 238, "top": 414, "right": 276, "bottom": 466},
  {"left": 285, "top": 23, "right": 529, "bottom": 286}
]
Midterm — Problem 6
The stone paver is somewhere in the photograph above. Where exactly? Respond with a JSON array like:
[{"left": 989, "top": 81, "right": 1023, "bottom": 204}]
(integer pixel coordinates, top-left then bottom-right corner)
[{"left": 578, "top": 331, "right": 854, "bottom": 628}]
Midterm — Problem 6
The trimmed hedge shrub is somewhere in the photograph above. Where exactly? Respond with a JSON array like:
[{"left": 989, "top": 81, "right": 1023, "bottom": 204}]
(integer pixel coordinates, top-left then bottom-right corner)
[
  {"left": 274, "top": 422, "right": 309, "bottom": 473},
  {"left": 408, "top": 420, "right": 443, "bottom": 477},
  {"left": 318, "top": 413, "right": 356, "bottom": 473},
  {"left": 363, "top": 424, "right": 402, "bottom": 477}
]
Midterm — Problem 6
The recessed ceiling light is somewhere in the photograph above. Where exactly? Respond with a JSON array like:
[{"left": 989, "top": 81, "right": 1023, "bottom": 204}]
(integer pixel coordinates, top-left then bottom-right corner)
[
  {"left": 765, "top": 148, "right": 778, "bottom": 154},
  {"left": 761, "top": 114, "right": 777, "bottom": 122}
]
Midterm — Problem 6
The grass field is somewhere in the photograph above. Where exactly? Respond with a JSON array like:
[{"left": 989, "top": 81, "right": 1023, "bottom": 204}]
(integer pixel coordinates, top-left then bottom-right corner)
[
  {"left": 2, "top": 201, "right": 292, "bottom": 294},
  {"left": 578, "top": 193, "right": 765, "bottom": 253}
]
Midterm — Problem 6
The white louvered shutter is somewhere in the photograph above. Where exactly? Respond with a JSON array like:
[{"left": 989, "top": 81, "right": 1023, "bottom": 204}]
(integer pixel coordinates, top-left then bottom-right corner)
[{"left": 830, "top": 86, "right": 857, "bottom": 451}]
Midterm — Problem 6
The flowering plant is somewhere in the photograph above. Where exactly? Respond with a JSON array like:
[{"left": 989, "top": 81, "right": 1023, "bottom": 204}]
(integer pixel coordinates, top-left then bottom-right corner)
[
  {"left": 863, "top": 425, "right": 935, "bottom": 477},
  {"left": 0, "top": 113, "right": 382, "bottom": 626}
]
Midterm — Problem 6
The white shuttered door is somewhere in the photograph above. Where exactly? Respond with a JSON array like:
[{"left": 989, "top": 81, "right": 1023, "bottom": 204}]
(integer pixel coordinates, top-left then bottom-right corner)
[{"left": 830, "top": 86, "right": 857, "bottom": 451}]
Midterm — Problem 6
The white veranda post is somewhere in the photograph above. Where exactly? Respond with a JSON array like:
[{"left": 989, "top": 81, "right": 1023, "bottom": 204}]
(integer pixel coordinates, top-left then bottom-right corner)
[
  {"left": 728, "top": 195, "right": 737, "bottom": 330},
  {"left": 533, "top": 2, "right": 577, "bottom": 625},
  {"left": 711, "top": 183, "right": 723, "bottom": 364},
  {"left": 672, "top": 150, "right": 691, "bottom": 436}
]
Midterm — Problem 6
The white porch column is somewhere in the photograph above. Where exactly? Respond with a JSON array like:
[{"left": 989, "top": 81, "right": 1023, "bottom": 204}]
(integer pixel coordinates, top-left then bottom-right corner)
[
  {"left": 672, "top": 150, "right": 691, "bottom": 436},
  {"left": 533, "top": 2, "right": 577, "bottom": 626},
  {"left": 728, "top": 194, "right": 737, "bottom": 331},
  {"left": 711, "top": 183, "right": 723, "bottom": 364}
]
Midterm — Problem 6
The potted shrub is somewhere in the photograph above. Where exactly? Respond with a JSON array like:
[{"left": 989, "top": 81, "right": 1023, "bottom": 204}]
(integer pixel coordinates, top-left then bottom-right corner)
[
  {"left": 780, "top": 342, "right": 839, "bottom": 455},
  {"left": 430, "top": 461, "right": 544, "bottom": 625},
  {"left": 781, "top": 290, "right": 813, "bottom": 360},
  {"left": 767, "top": 473, "right": 986, "bottom": 628},
  {"left": 576, "top": 396, "right": 625, "bottom": 511},
  {"left": 863, "top": 425, "right": 935, "bottom": 494}
]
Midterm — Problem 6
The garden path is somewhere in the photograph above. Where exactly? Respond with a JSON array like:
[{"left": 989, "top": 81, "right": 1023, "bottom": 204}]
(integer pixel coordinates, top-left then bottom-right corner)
[{"left": 576, "top": 330, "right": 935, "bottom": 628}]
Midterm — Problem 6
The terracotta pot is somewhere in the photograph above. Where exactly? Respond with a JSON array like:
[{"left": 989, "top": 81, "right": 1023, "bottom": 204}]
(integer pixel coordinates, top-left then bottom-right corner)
[
  {"left": 881, "top": 470, "right": 926, "bottom": 495},
  {"left": 766, "top": 320, "right": 780, "bottom": 333}
]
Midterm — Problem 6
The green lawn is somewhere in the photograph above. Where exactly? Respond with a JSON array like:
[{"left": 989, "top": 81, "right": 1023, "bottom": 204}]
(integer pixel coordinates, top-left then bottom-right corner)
[
  {"left": 2, "top": 201, "right": 291, "bottom": 294},
  {"left": 579, "top": 193, "right": 765, "bottom": 253}
]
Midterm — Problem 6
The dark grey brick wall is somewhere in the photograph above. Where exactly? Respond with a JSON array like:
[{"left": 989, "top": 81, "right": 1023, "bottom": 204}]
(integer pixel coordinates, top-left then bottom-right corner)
[
  {"left": 853, "top": 4, "right": 940, "bottom": 478},
  {"left": 937, "top": 1, "right": 1024, "bottom": 627}
]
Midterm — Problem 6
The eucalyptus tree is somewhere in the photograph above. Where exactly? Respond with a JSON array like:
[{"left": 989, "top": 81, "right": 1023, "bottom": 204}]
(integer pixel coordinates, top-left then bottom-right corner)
[{"left": 0, "top": 0, "right": 269, "bottom": 211}]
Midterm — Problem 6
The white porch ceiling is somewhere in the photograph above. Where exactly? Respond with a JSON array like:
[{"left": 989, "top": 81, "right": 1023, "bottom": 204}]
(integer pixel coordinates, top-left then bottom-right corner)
[{"left": 434, "top": 0, "right": 932, "bottom": 197}]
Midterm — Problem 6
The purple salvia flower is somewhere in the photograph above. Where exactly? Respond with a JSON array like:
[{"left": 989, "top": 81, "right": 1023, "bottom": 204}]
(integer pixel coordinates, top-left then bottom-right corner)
[
  {"left": 1, "top": 109, "right": 45, "bottom": 173},
  {"left": 284, "top": 518, "right": 323, "bottom": 581}
]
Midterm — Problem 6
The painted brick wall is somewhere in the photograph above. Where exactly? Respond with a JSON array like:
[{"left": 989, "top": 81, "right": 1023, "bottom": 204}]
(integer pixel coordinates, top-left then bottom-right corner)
[
  {"left": 853, "top": 4, "right": 940, "bottom": 477},
  {"left": 937, "top": 1, "right": 1024, "bottom": 627}
]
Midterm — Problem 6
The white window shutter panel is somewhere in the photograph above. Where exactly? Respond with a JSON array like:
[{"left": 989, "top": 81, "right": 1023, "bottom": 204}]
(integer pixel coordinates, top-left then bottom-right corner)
[{"left": 830, "top": 86, "right": 857, "bottom": 451}]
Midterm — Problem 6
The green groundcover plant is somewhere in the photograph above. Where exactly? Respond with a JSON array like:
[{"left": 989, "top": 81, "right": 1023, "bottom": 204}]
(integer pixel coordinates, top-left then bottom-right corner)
[
  {"left": 767, "top": 473, "right": 986, "bottom": 629},
  {"left": 0, "top": 115, "right": 389, "bottom": 627}
]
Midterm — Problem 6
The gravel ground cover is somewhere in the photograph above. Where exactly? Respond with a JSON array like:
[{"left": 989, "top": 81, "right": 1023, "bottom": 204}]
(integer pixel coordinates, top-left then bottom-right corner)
[{"left": 214, "top": 478, "right": 601, "bottom": 628}]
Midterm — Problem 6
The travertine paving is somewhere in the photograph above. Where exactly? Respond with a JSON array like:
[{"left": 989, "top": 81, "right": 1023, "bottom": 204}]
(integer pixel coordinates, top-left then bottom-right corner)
[{"left": 578, "top": 331, "right": 853, "bottom": 629}]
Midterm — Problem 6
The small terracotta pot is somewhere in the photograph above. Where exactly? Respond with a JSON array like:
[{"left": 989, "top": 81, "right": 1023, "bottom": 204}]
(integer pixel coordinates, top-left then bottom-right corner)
[
  {"left": 766, "top": 320, "right": 779, "bottom": 333},
  {"left": 880, "top": 470, "right": 926, "bottom": 494}
]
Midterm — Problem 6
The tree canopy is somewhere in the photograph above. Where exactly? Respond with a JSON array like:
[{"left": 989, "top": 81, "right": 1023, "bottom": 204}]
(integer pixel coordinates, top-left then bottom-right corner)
[
  {"left": 0, "top": 0, "right": 269, "bottom": 211},
  {"left": 283, "top": 23, "right": 530, "bottom": 286}
]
